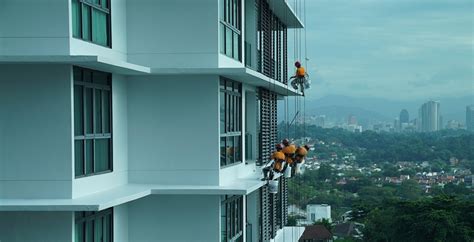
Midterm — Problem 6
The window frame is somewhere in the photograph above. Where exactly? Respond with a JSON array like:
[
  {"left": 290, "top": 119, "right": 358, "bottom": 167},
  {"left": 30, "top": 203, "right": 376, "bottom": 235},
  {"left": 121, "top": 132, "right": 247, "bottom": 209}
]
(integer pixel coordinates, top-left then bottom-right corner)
[
  {"left": 220, "top": 78, "right": 242, "bottom": 168},
  {"left": 75, "top": 208, "right": 113, "bottom": 242},
  {"left": 221, "top": 195, "right": 244, "bottom": 242},
  {"left": 220, "top": 0, "right": 242, "bottom": 61},
  {"left": 74, "top": 66, "right": 113, "bottom": 178},
  {"left": 72, "top": 0, "right": 112, "bottom": 48}
]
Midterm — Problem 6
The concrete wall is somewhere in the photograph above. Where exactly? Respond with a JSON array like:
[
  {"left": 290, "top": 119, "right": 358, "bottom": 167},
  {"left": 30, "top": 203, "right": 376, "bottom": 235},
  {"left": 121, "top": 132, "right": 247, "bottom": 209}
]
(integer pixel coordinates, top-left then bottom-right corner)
[
  {"left": 127, "top": 75, "right": 220, "bottom": 185},
  {"left": 73, "top": 74, "right": 129, "bottom": 198},
  {"left": 0, "top": 64, "right": 73, "bottom": 199},
  {"left": 0, "top": 212, "right": 73, "bottom": 242},
  {"left": 114, "top": 204, "right": 129, "bottom": 242},
  {"left": 0, "top": 0, "right": 70, "bottom": 56},
  {"left": 127, "top": 0, "right": 219, "bottom": 68},
  {"left": 128, "top": 195, "right": 220, "bottom": 242},
  {"left": 246, "top": 190, "right": 260, "bottom": 242},
  {"left": 70, "top": 0, "right": 128, "bottom": 61}
]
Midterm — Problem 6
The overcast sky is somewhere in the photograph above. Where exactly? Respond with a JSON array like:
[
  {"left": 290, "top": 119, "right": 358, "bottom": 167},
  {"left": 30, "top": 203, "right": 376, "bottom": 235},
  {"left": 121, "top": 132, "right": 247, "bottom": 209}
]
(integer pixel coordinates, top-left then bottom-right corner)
[{"left": 289, "top": 0, "right": 473, "bottom": 101}]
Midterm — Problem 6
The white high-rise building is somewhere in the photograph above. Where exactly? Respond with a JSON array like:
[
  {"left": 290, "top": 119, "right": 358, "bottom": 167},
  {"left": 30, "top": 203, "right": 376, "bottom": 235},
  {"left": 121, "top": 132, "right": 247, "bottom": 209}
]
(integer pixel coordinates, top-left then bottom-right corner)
[
  {"left": 306, "top": 204, "right": 332, "bottom": 223},
  {"left": 418, "top": 101, "right": 441, "bottom": 132},
  {"left": 0, "top": 0, "right": 305, "bottom": 241}
]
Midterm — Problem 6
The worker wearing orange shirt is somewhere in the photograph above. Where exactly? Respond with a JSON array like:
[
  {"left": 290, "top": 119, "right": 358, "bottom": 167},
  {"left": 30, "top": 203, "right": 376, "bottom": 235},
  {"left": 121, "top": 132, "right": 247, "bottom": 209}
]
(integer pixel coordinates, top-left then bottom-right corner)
[{"left": 290, "top": 61, "right": 309, "bottom": 96}]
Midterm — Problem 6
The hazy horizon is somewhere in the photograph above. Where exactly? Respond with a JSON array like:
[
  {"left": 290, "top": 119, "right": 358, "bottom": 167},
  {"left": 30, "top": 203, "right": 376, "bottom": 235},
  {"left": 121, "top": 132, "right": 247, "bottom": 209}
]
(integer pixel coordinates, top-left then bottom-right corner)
[{"left": 288, "top": 0, "right": 473, "bottom": 101}]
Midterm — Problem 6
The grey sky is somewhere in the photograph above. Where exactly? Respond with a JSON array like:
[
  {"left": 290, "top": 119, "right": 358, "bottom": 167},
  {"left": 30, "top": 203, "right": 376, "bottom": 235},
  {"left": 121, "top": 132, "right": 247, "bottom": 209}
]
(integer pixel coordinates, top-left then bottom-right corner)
[{"left": 289, "top": 0, "right": 473, "bottom": 101}]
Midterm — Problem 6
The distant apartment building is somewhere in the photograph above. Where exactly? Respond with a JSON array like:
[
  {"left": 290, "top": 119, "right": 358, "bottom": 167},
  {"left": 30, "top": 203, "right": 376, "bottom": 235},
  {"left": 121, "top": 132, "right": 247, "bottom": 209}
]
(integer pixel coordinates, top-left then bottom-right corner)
[
  {"left": 0, "top": 0, "right": 305, "bottom": 241},
  {"left": 418, "top": 101, "right": 441, "bottom": 132},
  {"left": 399, "top": 109, "right": 409, "bottom": 130},
  {"left": 307, "top": 204, "right": 332, "bottom": 223},
  {"left": 466, "top": 105, "right": 474, "bottom": 131},
  {"left": 347, "top": 114, "right": 357, "bottom": 125}
]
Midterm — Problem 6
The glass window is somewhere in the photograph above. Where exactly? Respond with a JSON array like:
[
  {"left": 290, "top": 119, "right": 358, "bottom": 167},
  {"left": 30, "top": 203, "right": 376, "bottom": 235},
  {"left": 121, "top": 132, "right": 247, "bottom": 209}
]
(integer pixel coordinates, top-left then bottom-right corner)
[
  {"left": 72, "top": 0, "right": 111, "bottom": 47},
  {"left": 75, "top": 208, "right": 113, "bottom": 242},
  {"left": 220, "top": 0, "right": 241, "bottom": 61},
  {"left": 221, "top": 196, "right": 243, "bottom": 242},
  {"left": 220, "top": 78, "right": 242, "bottom": 167},
  {"left": 74, "top": 67, "right": 112, "bottom": 178}
]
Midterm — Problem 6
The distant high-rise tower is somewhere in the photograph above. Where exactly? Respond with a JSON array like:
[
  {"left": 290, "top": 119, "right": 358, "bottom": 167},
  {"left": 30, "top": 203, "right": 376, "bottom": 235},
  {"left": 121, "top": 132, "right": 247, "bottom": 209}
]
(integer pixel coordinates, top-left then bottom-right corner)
[
  {"left": 348, "top": 114, "right": 357, "bottom": 125},
  {"left": 399, "top": 109, "right": 409, "bottom": 124},
  {"left": 467, "top": 105, "right": 474, "bottom": 131},
  {"left": 419, "top": 101, "right": 441, "bottom": 132}
]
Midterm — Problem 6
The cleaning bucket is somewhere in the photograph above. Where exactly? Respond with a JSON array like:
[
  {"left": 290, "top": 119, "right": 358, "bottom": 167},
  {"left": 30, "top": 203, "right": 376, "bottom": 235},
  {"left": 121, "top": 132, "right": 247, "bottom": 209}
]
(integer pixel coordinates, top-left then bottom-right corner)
[
  {"left": 284, "top": 166, "right": 292, "bottom": 178},
  {"left": 268, "top": 180, "right": 279, "bottom": 194}
]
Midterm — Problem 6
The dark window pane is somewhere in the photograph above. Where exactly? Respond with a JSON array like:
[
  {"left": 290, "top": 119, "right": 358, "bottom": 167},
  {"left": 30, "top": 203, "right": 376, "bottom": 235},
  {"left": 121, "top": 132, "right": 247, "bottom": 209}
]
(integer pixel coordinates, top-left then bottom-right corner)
[
  {"left": 94, "top": 216, "right": 103, "bottom": 242},
  {"left": 220, "top": 91, "right": 225, "bottom": 134},
  {"left": 94, "top": 89, "right": 102, "bottom": 133},
  {"left": 102, "top": 0, "right": 108, "bottom": 9},
  {"left": 104, "top": 214, "right": 112, "bottom": 242},
  {"left": 226, "top": 27, "right": 232, "bottom": 56},
  {"left": 75, "top": 140, "right": 84, "bottom": 176},
  {"left": 92, "top": 0, "right": 100, "bottom": 5},
  {"left": 73, "top": 67, "right": 82, "bottom": 81},
  {"left": 75, "top": 222, "right": 84, "bottom": 242},
  {"left": 235, "top": 136, "right": 241, "bottom": 162},
  {"left": 93, "top": 71, "right": 109, "bottom": 85},
  {"left": 233, "top": 32, "right": 239, "bottom": 60},
  {"left": 95, "top": 139, "right": 110, "bottom": 172},
  {"left": 229, "top": 95, "right": 234, "bottom": 131},
  {"left": 83, "top": 70, "right": 92, "bottom": 83},
  {"left": 72, "top": 0, "right": 81, "bottom": 38},
  {"left": 92, "top": 9, "right": 108, "bottom": 46},
  {"left": 82, "top": 5, "right": 91, "bottom": 41},
  {"left": 86, "top": 220, "right": 94, "bottom": 242},
  {"left": 220, "top": 137, "right": 226, "bottom": 166},
  {"left": 85, "top": 88, "right": 93, "bottom": 134},
  {"left": 86, "top": 140, "right": 94, "bottom": 174},
  {"left": 74, "top": 85, "right": 84, "bottom": 136},
  {"left": 103, "top": 91, "right": 111, "bottom": 133},
  {"left": 226, "top": 136, "right": 234, "bottom": 164},
  {"left": 220, "top": 24, "right": 225, "bottom": 54}
]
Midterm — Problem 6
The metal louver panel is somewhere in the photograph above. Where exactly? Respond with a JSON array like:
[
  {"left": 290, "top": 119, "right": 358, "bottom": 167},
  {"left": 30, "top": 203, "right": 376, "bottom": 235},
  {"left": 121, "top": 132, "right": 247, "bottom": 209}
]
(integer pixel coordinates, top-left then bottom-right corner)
[
  {"left": 258, "top": 88, "right": 278, "bottom": 166},
  {"left": 260, "top": 185, "right": 271, "bottom": 242}
]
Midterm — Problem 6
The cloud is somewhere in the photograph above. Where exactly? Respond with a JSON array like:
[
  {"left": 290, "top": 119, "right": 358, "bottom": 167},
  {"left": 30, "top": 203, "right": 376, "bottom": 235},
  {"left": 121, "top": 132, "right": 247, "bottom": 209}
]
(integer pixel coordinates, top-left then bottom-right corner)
[{"left": 296, "top": 0, "right": 474, "bottom": 101}]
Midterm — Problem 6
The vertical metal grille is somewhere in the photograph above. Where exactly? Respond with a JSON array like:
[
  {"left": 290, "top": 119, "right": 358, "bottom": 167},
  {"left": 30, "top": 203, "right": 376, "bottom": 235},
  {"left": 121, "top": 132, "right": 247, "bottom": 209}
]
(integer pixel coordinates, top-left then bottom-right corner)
[
  {"left": 258, "top": 88, "right": 278, "bottom": 166},
  {"left": 260, "top": 185, "right": 271, "bottom": 242},
  {"left": 257, "top": 0, "right": 288, "bottom": 83}
]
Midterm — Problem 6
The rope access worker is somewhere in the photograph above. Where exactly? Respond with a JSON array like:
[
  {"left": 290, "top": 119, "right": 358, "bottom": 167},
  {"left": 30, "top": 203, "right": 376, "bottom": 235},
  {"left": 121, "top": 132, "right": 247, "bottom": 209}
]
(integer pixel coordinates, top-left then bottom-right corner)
[
  {"left": 294, "top": 145, "right": 310, "bottom": 175},
  {"left": 290, "top": 61, "right": 310, "bottom": 96},
  {"left": 262, "top": 150, "right": 286, "bottom": 181}
]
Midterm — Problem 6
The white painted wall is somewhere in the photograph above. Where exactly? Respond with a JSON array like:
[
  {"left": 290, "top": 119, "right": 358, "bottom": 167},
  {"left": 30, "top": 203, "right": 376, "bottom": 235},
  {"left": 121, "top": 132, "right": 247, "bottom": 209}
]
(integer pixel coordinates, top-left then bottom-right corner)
[
  {"left": 70, "top": 0, "right": 128, "bottom": 61},
  {"left": 246, "top": 190, "right": 260, "bottom": 242},
  {"left": 73, "top": 74, "right": 129, "bottom": 198},
  {"left": 0, "top": 212, "right": 73, "bottom": 242},
  {"left": 0, "top": 0, "right": 70, "bottom": 56},
  {"left": 128, "top": 195, "right": 220, "bottom": 242},
  {"left": 0, "top": 64, "right": 73, "bottom": 199},
  {"left": 127, "top": 0, "right": 219, "bottom": 68},
  {"left": 127, "top": 75, "right": 220, "bottom": 185},
  {"left": 114, "top": 204, "right": 129, "bottom": 242}
]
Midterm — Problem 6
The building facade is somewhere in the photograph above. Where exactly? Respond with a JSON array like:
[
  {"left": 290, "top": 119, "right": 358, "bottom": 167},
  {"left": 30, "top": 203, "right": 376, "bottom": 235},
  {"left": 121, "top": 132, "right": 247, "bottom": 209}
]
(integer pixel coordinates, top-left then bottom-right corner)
[
  {"left": 0, "top": 0, "right": 305, "bottom": 241},
  {"left": 418, "top": 101, "right": 440, "bottom": 132},
  {"left": 466, "top": 105, "right": 474, "bottom": 131}
]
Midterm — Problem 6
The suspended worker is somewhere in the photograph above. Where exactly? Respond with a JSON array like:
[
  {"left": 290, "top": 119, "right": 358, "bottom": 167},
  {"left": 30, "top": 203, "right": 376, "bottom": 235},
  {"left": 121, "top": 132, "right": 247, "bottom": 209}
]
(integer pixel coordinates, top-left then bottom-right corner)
[
  {"left": 262, "top": 151, "right": 286, "bottom": 180},
  {"left": 294, "top": 145, "right": 310, "bottom": 175},
  {"left": 290, "top": 61, "right": 310, "bottom": 96}
]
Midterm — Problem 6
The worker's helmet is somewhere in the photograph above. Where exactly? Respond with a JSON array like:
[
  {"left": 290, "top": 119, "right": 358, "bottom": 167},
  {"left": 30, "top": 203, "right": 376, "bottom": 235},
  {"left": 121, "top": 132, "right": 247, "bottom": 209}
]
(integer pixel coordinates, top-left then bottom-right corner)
[
  {"left": 295, "top": 61, "right": 301, "bottom": 67},
  {"left": 273, "top": 151, "right": 285, "bottom": 161},
  {"left": 282, "top": 139, "right": 290, "bottom": 146},
  {"left": 296, "top": 147, "right": 308, "bottom": 156},
  {"left": 283, "top": 145, "right": 296, "bottom": 155}
]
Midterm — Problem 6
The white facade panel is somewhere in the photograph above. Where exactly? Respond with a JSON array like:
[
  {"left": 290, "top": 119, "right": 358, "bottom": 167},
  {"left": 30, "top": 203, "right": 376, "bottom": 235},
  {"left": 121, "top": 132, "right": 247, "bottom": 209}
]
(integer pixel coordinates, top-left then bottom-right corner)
[
  {"left": 0, "top": 64, "right": 73, "bottom": 199},
  {"left": 127, "top": 75, "right": 220, "bottom": 185},
  {"left": 128, "top": 195, "right": 220, "bottom": 242},
  {"left": 114, "top": 204, "right": 129, "bottom": 242},
  {"left": 0, "top": 0, "right": 70, "bottom": 55},
  {"left": 127, "top": 0, "right": 219, "bottom": 68},
  {"left": 0, "top": 211, "right": 73, "bottom": 242}
]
